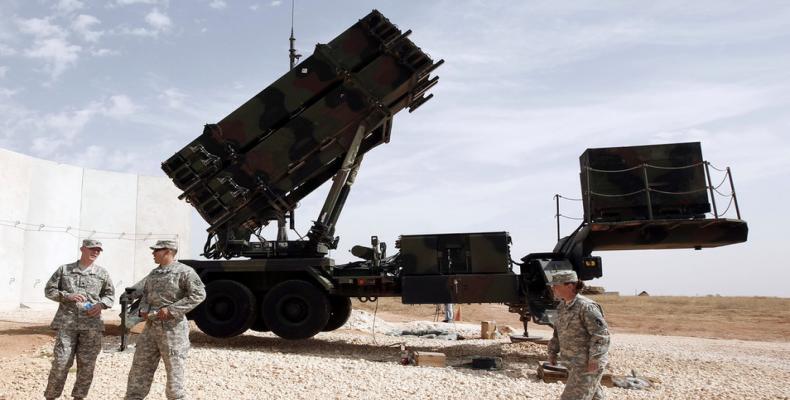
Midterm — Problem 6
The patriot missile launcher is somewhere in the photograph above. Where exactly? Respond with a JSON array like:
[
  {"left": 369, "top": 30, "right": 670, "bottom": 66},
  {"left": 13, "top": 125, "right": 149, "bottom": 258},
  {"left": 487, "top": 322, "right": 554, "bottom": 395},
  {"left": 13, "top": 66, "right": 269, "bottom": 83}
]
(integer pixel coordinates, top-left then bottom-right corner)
[
  {"left": 150, "top": 10, "right": 748, "bottom": 341},
  {"left": 162, "top": 9, "right": 442, "bottom": 260}
]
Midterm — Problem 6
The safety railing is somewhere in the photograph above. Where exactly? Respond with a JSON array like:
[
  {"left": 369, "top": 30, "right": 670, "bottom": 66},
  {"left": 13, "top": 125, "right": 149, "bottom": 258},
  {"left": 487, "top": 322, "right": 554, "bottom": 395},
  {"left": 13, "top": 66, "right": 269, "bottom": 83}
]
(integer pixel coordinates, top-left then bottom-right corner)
[{"left": 554, "top": 161, "right": 741, "bottom": 241}]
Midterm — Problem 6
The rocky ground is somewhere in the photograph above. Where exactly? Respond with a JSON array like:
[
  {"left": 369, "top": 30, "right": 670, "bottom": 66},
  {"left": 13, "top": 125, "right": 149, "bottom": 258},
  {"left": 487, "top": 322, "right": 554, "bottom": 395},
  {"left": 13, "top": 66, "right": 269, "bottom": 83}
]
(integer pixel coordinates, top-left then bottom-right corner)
[{"left": 0, "top": 309, "right": 788, "bottom": 400}]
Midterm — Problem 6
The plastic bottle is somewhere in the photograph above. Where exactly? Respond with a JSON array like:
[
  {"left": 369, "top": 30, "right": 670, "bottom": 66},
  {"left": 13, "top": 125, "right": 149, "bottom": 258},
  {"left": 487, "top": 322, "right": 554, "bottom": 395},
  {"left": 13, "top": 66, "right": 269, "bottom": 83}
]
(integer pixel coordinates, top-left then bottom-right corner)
[{"left": 77, "top": 302, "right": 94, "bottom": 311}]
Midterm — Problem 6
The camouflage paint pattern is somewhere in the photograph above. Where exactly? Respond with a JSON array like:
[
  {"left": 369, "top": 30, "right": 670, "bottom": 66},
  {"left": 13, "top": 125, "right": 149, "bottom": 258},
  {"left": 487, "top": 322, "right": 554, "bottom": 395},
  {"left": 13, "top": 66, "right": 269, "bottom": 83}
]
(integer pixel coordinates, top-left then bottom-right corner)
[
  {"left": 580, "top": 142, "right": 710, "bottom": 222},
  {"left": 43, "top": 262, "right": 114, "bottom": 399},
  {"left": 161, "top": 10, "right": 442, "bottom": 257},
  {"left": 581, "top": 218, "right": 748, "bottom": 251},
  {"left": 468, "top": 232, "right": 512, "bottom": 273},
  {"left": 45, "top": 262, "right": 115, "bottom": 331},
  {"left": 399, "top": 232, "right": 511, "bottom": 275},
  {"left": 125, "top": 261, "right": 206, "bottom": 400},
  {"left": 401, "top": 273, "right": 520, "bottom": 304},
  {"left": 562, "top": 364, "right": 606, "bottom": 400},
  {"left": 547, "top": 294, "right": 609, "bottom": 400},
  {"left": 398, "top": 235, "right": 438, "bottom": 275},
  {"left": 44, "top": 329, "right": 103, "bottom": 399}
]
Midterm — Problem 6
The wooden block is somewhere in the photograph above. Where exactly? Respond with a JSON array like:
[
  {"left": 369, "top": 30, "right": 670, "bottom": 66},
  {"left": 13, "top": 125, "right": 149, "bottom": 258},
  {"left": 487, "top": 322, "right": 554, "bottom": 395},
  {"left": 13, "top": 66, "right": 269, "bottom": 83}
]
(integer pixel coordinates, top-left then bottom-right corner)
[
  {"left": 412, "top": 351, "right": 446, "bottom": 367},
  {"left": 481, "top": 321, "right": 497, "bottom": 339},
  {"left": 129, "top": 322, "right": 146, "bottom": 334}
]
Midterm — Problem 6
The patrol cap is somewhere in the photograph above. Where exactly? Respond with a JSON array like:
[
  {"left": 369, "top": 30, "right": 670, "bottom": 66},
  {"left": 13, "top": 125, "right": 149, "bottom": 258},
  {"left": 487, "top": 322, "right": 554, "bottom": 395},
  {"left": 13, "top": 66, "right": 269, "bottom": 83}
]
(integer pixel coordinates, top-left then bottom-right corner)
[
  {"left": 547, "top": 270, "right": 578, "bottom": 286},
  {"left": 82, "top": 239, "right": 103, "bottom": 250},
  {"left": 150, "top": 240, "right": 178, "bottom": 251}
]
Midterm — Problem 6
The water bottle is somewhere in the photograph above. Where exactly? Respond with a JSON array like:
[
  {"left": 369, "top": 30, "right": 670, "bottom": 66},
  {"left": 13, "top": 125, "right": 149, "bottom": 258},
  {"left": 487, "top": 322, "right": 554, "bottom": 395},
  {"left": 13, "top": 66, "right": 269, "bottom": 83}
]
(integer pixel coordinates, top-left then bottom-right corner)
[{"left": 78, "top": 302, "right": 94, "bottom": 312}]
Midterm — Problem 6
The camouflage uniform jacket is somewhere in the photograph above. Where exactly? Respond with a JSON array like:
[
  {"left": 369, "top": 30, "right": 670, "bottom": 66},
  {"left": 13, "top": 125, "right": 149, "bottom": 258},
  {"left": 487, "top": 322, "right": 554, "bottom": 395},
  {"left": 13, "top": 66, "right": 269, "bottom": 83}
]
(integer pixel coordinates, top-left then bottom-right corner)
[
  {"left": 547, "top": 294, "right": 610, "bottom": 367},
  {"left": 137, "top": 261, "right": 206, "bottom": 335},
  {"left": 45, "top": 262, "right": 115, "bottom": 331}
]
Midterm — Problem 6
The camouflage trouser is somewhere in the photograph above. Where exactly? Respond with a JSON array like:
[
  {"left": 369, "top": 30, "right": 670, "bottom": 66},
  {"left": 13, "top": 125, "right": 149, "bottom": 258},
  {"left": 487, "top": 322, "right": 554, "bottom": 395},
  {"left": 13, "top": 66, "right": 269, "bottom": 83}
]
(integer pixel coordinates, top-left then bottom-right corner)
[
  {"left": 125, "top": 321, "right": 190, "bottom": 400},
  {"left": 561, "top": 363, "right": 605, "bottom": 400},
  {"left": 44, "top": 329, "right": 103, "bottom": 399}
]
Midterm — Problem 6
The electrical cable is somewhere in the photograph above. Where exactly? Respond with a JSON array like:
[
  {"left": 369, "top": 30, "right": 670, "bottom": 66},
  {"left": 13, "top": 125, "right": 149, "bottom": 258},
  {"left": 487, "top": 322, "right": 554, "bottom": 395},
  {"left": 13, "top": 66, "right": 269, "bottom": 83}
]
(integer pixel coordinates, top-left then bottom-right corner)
[
  {"left": 649, "top": 187, "right": 709, "bottom": 195},
  {"left": 557, "top": 214, "right": 584, "bottom": 221},
  {"left": 555, "top": 194, "right": 583, "bottom": 201},
  {"left": 0, "top": 219, "right": 178, "bottom": 241},
  {"left": 371, "top": 297, "right": 379, "bottom": 345},
  {"left": 589, "top": 189, "right": 646, "bottom": 197},
  {"left": 706, "top": 162, "right": 728, "bottom": 172}
]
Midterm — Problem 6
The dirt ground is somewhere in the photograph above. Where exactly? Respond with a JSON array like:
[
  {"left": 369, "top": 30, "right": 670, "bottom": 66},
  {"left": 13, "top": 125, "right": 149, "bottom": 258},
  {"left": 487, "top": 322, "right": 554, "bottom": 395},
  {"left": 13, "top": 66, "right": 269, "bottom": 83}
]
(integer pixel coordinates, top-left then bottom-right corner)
[
  {"left": 354, "top": 295, "right": 790, "bottom": 341},
  {"left": 1, "top": 295, "right": 788, "bottom": 360},
  {"left": 0, "top": 320, "right": 52, "bottom": 358},
  {"left": 1, "top": 297, "right": 789, "bottom": 400}
]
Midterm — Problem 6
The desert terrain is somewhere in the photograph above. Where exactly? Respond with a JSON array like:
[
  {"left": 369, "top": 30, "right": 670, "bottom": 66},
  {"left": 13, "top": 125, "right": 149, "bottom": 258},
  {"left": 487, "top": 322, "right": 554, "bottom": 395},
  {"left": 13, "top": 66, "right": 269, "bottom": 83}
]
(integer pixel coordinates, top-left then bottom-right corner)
[{"left": 0, "top": 295, "right": 788, "bottom": 399}]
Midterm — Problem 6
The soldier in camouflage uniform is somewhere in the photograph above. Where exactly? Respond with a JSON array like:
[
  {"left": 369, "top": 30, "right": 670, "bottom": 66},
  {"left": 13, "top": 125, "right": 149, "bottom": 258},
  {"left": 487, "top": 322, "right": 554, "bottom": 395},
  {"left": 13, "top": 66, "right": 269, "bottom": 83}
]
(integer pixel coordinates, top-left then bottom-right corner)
[
  {"left": 44, "top": 239, "right": 115, "bottom": 400},
  {"left": 124, "top": 240, "right": 206, "bottom": 400},
  {"left": 547, "top": 270, "right": 610, "bottom": 400}
]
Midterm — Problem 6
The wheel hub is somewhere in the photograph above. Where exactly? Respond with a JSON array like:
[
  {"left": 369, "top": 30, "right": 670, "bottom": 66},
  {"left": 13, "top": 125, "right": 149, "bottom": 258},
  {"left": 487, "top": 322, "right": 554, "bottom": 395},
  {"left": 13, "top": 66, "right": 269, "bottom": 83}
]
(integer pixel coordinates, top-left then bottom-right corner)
[
  {"left": 210, "top": 296, "right": 236, "bottom": 322},
  {"left": 280, "top": 297, "right": 308, "bottom": 323}
]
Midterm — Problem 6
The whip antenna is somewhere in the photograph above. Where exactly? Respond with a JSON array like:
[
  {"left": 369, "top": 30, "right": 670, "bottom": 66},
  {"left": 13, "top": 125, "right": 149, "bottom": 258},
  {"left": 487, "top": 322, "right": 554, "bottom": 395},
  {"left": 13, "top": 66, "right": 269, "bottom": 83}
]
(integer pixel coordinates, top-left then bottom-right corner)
[{"left": 288, "top": 0, "right": 301, "bottom": 69}]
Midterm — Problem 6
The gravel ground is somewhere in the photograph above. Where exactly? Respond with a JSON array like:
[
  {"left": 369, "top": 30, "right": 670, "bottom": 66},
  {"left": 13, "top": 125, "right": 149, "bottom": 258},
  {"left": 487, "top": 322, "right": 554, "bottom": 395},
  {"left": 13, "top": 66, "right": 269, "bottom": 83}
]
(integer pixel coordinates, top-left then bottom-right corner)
[{"left": 1, "top": 309, "right": 788, "bottom": 400}]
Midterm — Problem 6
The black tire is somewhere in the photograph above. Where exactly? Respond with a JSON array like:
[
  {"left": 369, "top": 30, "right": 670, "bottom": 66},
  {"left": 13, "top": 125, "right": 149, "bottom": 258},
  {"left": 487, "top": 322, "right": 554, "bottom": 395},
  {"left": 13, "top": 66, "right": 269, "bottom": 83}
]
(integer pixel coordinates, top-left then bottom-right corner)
[
  {"left": 323, "top": 296, "right": 352, "bottom": 332},
  {"left": 250, "top": 292, "right": 269, "bottom": 332},
  {"left": 262, "top": 280, "right": 329, "bottom": 340},
  {"left": 193, "top": 280, "right": 256, "bottom": 338}
]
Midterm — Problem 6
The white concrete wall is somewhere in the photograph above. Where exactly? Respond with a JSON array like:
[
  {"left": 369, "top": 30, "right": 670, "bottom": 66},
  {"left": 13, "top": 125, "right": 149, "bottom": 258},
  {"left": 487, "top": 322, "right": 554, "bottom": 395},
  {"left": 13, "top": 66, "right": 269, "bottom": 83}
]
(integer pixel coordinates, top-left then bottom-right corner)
[
  {"left": 133, "top": 176, "right": 193, "bottom": 284},
  {"left": 21, "top": 160, "right": 83, "bottom": 305},
  {"left": 79, "top": 169, "right": 139, "bottom": 297},
  {"left": 0, "top": 150, "right": 33, "bottom": 308},
  {"left": 0, "top": 148, "right": 191, "bottom": 310}
]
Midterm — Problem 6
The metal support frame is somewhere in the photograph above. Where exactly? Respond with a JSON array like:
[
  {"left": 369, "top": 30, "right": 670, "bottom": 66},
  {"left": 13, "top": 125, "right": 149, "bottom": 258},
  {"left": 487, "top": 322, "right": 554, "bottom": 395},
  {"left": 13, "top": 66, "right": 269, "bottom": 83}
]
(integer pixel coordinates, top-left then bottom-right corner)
[
  {"left": 555, "top": 194, "right": 560, "bottom": 241},
  {"left": 704, "top": 161, "right": 719, "bottom": 218},
  {"left": 309, "top": 123, "right": 368, "bottom": 248},
  {"left": 119, "top": 296, "right": 128, "bottom": 351},
  {"left": 317, "top": 123, "right": 367, "bottom": 226},
  {"left": 641, "top": 164, "right": 653, "bottom": 220},
  {"left": 585, "top": 166, "right": 592, "bottom": 223},
  {"left": 727, "top": 167, "right": 741, "bottom": 219}
]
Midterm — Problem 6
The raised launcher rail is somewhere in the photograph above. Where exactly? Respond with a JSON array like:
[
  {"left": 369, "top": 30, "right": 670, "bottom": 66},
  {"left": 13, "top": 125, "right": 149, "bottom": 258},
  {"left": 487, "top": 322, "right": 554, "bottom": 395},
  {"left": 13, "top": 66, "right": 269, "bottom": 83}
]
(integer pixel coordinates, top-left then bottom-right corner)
[
  {"left": 554, "top": 142, "right": 748, "bottom": 257},
  {"left": 161, "top": 10, "right": 442, "bottom": 259}
]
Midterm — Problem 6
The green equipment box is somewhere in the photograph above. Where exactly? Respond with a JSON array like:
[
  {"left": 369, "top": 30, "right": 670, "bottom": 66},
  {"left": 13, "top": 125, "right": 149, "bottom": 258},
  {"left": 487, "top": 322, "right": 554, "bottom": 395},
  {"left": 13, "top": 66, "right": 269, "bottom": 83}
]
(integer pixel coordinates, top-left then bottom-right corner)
[{"left": 398, "top": 232, "right": 511, "bottom": 275}]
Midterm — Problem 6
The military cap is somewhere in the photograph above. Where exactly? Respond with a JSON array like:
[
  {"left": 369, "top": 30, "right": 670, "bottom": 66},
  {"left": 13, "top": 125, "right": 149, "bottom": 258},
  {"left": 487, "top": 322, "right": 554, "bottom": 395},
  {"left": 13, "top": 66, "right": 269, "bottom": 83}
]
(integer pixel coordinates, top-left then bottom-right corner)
[
  {"left": 547, "top": 270, "right": 578, "bottom": 285},
  {"left": 82, "top": 239, "right": 103, "bottom": 249},
  {"left": 150, "top": 240, "right": 178, "bottom": 251}
]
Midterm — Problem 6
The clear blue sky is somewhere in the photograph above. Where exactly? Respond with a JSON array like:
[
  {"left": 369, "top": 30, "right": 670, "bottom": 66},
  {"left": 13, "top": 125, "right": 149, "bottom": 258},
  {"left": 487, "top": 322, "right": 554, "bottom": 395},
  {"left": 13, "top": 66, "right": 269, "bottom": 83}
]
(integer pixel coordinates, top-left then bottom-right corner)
[{"left": 1, "top": 0, "right": 788, "bottom": 296}]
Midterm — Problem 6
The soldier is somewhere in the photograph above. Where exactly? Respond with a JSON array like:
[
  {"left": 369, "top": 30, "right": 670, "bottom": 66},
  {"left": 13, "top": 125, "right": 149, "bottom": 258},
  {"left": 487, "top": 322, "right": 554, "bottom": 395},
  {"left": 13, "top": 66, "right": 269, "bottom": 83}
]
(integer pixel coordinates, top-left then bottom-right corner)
[
  {"left": 547, "top": 270, "right": 610, "bottom": 400},
  {"left": 124, "top": 240, "right": 206, "bottom": 400},
  {"left": 442, "top": 303, "right": 454, "bottom": 323},
  {"left": 44, "top": 239, "right": 115, "bottom": 400}
]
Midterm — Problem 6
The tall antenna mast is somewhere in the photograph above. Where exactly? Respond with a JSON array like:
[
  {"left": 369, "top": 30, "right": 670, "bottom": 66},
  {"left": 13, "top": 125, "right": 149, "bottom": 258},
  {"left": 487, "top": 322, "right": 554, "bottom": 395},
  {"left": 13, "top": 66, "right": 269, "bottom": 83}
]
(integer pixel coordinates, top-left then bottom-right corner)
[
  {"left": 281, "top": 0, "right": 301, "bottom": 241},
  {"left": 288, "top": 0, "right": 301, "bottom": 70}
]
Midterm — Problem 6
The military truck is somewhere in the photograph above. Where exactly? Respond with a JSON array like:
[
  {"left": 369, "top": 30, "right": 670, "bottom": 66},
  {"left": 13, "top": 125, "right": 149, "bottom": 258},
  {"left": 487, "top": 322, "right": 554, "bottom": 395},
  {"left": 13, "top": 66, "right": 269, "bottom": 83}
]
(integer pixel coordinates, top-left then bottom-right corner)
[{"left": 150, "top": 10, "right": 748, "bottom": 340}]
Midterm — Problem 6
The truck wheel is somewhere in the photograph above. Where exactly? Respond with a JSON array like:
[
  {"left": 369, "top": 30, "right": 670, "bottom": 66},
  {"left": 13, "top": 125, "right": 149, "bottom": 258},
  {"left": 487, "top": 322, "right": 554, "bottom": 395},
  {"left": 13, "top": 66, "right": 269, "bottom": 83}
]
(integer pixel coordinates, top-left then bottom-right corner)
[
  {"left": 263, "top": 280, "right": 329, "bottom": 340},
  {"left": 323, "top": 296, "right": 352, "bottom": 331},
  {"left": 193, "top": 280, "right": 256, "bottom": 338},
  {"left": 250, "top": 292, "right": 269, "bottom": 332}
]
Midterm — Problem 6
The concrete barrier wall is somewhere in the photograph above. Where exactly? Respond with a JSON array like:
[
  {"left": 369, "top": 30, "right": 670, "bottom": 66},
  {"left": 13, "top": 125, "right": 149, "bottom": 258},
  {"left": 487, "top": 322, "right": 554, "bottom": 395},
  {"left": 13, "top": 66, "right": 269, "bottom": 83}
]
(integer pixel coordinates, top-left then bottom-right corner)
[
  {"left": 0, "top": 148, "right": 191, "bottom": 310},
  {"left": 0, "top": 149, "right": 33, "bottom": 308}
]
